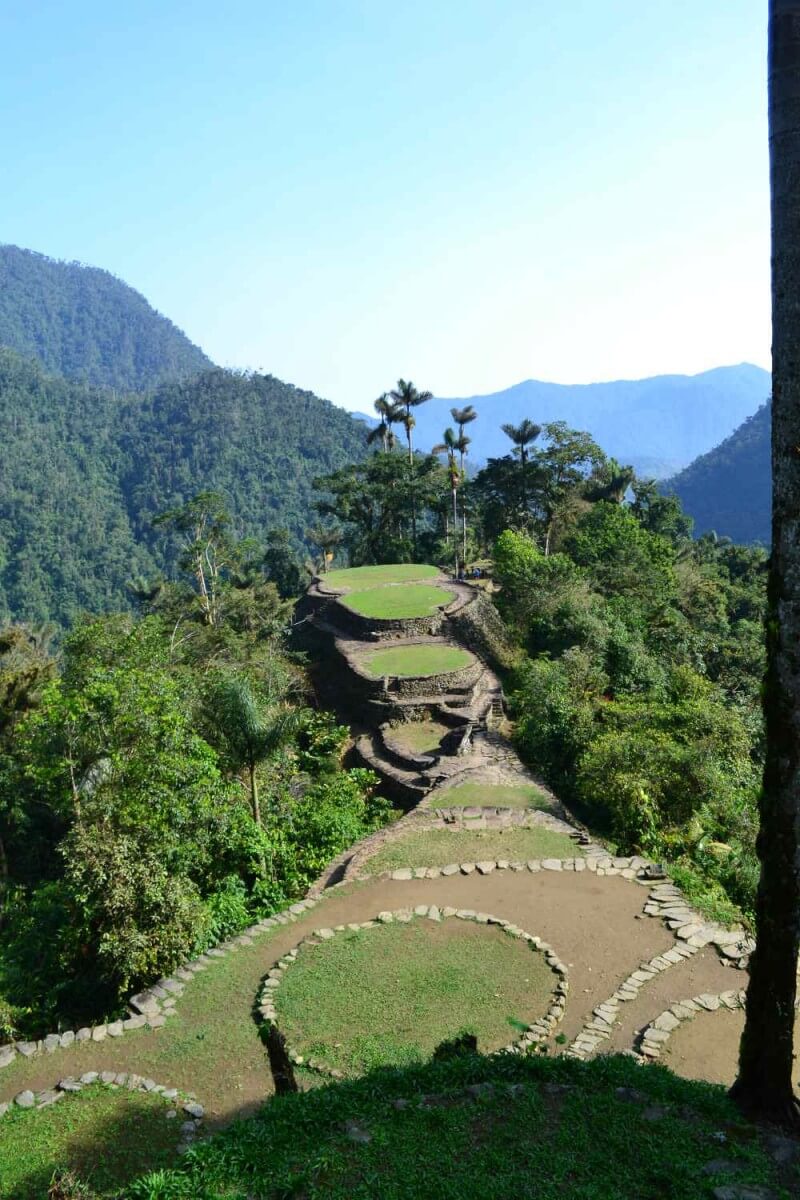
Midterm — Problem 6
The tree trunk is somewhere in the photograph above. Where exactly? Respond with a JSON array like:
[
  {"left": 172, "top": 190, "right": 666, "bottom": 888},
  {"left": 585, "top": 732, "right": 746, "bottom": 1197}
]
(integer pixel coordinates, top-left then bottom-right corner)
[
  {"left": 452, "top": 482, "right": 459, "bottom": 577},
  {"left": 730, "top": 0, "right": 800, "bottom": 1128},
  {"left": 249, "top": 762, "right": 268, "bottom": 878}
]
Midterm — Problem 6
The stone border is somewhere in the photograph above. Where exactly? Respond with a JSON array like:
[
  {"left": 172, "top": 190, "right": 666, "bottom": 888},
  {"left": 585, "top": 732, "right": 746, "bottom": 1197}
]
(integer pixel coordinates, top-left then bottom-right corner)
[
  {"left": 0, "top": 896, "right": 321, "bottom": 1074},
  {"left": 641, "top": 882, "right": 754, "bottom": 964},
  {"left": 637, "top": 989, "right": 748, "bottom": 1061},
  {"left": 0, "top": 1075, "right": 206, "bottom": 1155},
  {"left": 565, "top": 942, "right": 704, "bottom": 1061},
  {"left": 255, "top": 907, "right": 570, "bottom": 1077}
]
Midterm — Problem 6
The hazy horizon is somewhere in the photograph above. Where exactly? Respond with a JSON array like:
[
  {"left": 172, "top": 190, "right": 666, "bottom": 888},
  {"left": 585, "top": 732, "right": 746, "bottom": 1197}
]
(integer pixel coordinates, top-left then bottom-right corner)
[{"left": 1, "top": 1, "right": 768, "bottom": 409}]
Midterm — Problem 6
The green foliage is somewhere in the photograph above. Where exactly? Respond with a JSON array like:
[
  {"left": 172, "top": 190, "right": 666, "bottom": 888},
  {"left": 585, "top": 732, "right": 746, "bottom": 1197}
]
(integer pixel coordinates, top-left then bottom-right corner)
[
  {"left": 0, "top": 244, "right": 210, "bottom": 391},
  {"left": 0, "top": 350, "right": 368, "bottom": 625},
  {"left": 266, "top": 769, "right": 392, "bottom": 893},
  {"left": 122, "top": 1054, "right": 796, "bottom": 1199},
  {"left": 666, "top": 401, "right": 770, "bottom": 545},
  {"left": 502, "top": 513, "right": 765, "bottom": 920},
  {"left": 0, "top": 599, "right": 391, "bottom": 1037}
]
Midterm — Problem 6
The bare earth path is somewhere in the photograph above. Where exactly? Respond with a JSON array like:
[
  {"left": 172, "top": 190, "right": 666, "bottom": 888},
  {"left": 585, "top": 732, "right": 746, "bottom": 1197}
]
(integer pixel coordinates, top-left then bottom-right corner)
[{"left": 0, "top": 868, "right": 749, "bottom": 1123}]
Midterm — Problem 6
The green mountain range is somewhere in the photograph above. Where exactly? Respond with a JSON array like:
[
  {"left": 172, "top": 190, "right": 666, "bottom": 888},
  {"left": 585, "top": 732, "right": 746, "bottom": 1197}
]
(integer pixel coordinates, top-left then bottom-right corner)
[
  {"left": 665, "top": 402, "right": 770, "bottom": 545},
  {"left": 0, "top": 247, "right": 370, "bottom": 624},
  {"left": 0, "top": 244, "right": 211, "bottom": 391},
  {"left": 413, "top": 363, "right": 771, "bottom": 478}
]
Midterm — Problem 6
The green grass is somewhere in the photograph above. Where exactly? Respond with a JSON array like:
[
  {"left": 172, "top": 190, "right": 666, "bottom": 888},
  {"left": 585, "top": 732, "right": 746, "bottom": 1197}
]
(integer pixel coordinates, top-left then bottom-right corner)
[
  {"left": 361, "top": 644, "right": 473, "bottom": 679},
  {"left": 0, "top": 1084, "right": 183, "bottom": 1199},
  {"left": 342, "top": 584, "right": 456, "bottom": 619},
  {"left": 124, "top": 1054, "right": 799, "bottom": 1199},
  {"left": 275, "top": 919, "right": 553, "bottom": 1075},
  {"left": 325, "top": 564, "right": 440, "bottom": 589},
  {"left": 0, "top": 928, "right": 281, "bottom": 1124},
  {"left": 437, "top": 782, "right": 553, "bottom": 810},
  {"left": 387, "top": 721, "right": 450, "bottom": 754},
  {"left": 363, "top": 827, "right": 580, "bottom": 875}
]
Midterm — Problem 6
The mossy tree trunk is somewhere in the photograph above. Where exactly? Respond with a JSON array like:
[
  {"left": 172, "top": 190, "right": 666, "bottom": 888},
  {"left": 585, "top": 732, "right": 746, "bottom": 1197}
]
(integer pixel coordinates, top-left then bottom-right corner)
[{"left": 730, "top": 0, "right": 800, "bottom": 1128}]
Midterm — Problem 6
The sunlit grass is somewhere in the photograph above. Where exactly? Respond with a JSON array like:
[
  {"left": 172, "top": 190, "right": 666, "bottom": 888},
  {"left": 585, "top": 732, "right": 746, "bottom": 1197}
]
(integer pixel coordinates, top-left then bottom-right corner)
[
  {"left": 276, "top": 919, "right": 553, "bottom": 1075},
  {"left": 325, "top": 563, "right": 440, "bottom": 589},
  {"left": 361, "top": 644, "right": 473, "bottom": 678},
  {"left": 342, "top": 583, "right": 455, "bottom": 619}
]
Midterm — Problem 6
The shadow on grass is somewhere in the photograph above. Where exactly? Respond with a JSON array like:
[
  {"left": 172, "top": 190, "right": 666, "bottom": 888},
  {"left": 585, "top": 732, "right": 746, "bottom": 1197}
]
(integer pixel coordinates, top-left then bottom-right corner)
[
  {"left": 121, "top": 1051, "right": 800, "bottom": 1200},
  {"left": 0, "top": 1088, "right": 184, "bottom": 1200}
]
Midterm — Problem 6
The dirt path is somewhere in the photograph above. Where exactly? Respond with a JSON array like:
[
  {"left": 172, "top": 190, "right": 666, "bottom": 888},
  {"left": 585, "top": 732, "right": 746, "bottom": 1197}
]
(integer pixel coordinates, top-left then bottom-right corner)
[
  {"left": 604, "top": 947, "right": 737, "bottom": 1054},
  {"left": 0, "top": 870, "right": 684, "bottom": 1122},
  {"left": 663, "top": 1006, "right": 800, "bottom": 1091}
]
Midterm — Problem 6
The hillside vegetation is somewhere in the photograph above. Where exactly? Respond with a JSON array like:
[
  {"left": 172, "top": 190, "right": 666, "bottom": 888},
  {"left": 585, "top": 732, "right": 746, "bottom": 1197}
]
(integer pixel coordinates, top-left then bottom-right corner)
[
  {"left": 0, "top": 244, "right": 211, "bottom": 391},
  {"left": 0, "top": 350, "right": 368, "bottom": 623},
  {"left": 666, "top": 402, "right": 770, "bottom": 545}
]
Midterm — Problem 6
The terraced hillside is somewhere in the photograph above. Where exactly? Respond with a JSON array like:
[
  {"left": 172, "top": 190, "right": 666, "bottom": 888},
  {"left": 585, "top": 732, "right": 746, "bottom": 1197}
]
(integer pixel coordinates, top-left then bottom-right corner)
[{"left": 1, "top": 565, "right": 797, "bottom": 1198}]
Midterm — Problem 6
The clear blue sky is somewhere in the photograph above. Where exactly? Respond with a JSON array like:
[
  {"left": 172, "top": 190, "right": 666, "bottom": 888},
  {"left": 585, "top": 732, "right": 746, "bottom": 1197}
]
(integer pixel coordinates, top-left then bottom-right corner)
[{"left": 0, "top": 0, "right": 768, "bottom": 409}]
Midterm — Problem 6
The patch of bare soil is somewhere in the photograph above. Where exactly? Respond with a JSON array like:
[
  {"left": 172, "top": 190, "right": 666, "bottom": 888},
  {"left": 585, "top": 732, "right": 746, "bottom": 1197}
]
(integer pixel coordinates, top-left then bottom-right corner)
[{"left": 664, "top": 1005, "right": 800, "bottom": 1092}]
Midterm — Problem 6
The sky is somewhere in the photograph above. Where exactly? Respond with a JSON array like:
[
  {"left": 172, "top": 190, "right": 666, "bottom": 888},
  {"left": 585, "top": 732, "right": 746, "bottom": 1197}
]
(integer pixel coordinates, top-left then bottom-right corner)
[{"left": 0, "top": 0, "right": 768, "bottom": 410}]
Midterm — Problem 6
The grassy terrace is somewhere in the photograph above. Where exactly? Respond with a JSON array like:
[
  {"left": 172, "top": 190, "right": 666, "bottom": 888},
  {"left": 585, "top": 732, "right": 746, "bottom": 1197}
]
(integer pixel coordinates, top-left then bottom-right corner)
[
  {"left": 387, "top": 720, "right": 451, "bottom": 754},
  {"left": 0, "top": 1084, "right": 183, "bottom": 1200},
  {"left": 324, "top": 563, "right": 440, "bottom": 589},
  {"left": 362, "top": 827, "right": 580, "bottom": 875},
  {"left": 123, "top": 1055, "right": 800, "bottom": 1199},
  {"left": 276, "top": 919, "right": 553, "bottom": 1075},
  {"left": 361, "top": 643, "right": 473, "bottom": 679},
  {"left": 341, "top": 583, "right": 456, "bottom": 619},
  {"left": 437, "top": 782, "right": 553, "bottom": 810}
]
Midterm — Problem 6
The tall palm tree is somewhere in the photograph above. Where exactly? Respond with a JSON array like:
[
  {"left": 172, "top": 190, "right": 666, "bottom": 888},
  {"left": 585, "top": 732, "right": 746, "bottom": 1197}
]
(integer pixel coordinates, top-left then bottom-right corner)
[
  {"left": 371, "top": 393, "right": 398, "bottom": 452},
  {"left": 450, "top": 408, "right": 477, "bottom": 566},
  {"left": 432, "top": 427, "right": 460, "bottom": 577},
  {"left": 730, "top": 0, "right": 800, "bottom": 1128},
  {"left": 501, "top": 418, "right": 541, "bottom": 508},
  {"left": 306, "top": 525, "right": 343, "bottom": 574},
  {"left": 205, "top": 674, "right": 300, "bottom": 873},
  {"left": 584, "top": 459, "right": 636, "bottom": 505},
  {"left": 450, "top": 405, "right": 478, "bottom": 473},
  {"left": 390, "top": 379, "right": 432, "bottom": 556},
  {"left": 391, "top": 379, "right": 433, "bottom": 463}
]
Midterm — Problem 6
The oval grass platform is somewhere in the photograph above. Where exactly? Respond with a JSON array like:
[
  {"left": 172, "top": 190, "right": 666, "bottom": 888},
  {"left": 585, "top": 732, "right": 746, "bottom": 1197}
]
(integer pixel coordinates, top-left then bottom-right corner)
[
  {"left": 361, "top": 644, "right": 473, "bottom": 679},
  {"left": 324, "top": 563, "right": 440, "bottom": 589},
  {"left": 434, "top": 782, "right": 552, "bottom": 810},
  {"left": 273, "top": 917, "right": 557, "bottom": 1076},
  {"left": 341, "top": 583, "right": 456, "bottom": 619}
]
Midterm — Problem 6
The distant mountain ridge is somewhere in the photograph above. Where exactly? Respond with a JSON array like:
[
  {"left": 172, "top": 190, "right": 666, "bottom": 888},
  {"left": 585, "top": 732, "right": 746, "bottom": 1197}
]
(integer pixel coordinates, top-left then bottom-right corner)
[
  {"left": 0, "top": 351, "right": 369, "bottom": 625},
  {"left": 665, "top": 402, "right": 771, "bottom": 545},
  {"left": 0, "top": 244, "right": 212, "bottom": 391},
  {"left": 406, "top": 364, "right": 771, "bottom": 478}
]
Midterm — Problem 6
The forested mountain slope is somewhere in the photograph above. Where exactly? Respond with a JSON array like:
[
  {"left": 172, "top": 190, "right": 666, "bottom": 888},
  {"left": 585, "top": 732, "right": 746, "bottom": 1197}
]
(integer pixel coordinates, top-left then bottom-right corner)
[
  {"left": 665, "top": 402, "right": 770, "bottom": 545},
  {"left": 410, "top": 364, "right": 770, "bottom": 477},
  {"left": 0, "top": 245, "right": 211, "bottom": 390},
  {"left": 0, "top": 351, "right": 368, "bottom": 624}
]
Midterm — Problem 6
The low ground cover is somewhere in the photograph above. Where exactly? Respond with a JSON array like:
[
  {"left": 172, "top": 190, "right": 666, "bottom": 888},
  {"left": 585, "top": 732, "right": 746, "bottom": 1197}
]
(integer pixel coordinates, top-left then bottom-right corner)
[
  {"left": 0, "top": 1084, "right": 183, "bottom": 1199},
  {"left": 275, "top": 918, "right": 553, "bottom": 1075},
  {"left": 437, "top": 781, "right": 552, "bottom": 809},
  {"left": 126, "top": 1053, "right": 799, "bottom": 1200},
  {"left": 361, "top": 644, "right": 473, "bottom": 678},
  {"left": 325, "top": 563, "right": 440, "bottom": 589},
  {"left": 0, "top": 930, "right": 280, "bottom": 1124},
  {"left": 362, "top": 826, "right": 580, "bottom": 875},
  {"left": 387, "top": 720, "right": 450, "bottom": 753},
  {"left": 341, "top": 583, "right": 455, "bottom": 619}
]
